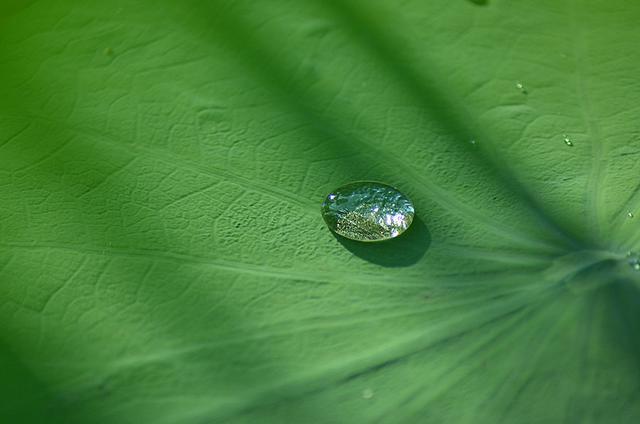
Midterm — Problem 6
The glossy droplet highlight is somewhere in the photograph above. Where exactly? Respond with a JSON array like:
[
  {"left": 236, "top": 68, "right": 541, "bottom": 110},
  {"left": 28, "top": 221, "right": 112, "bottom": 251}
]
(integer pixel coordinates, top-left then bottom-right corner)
[
  {"left": 627, "top": 252, "right": 640, "bottom": 271},
  {"left": 563, "top": 134, "right": 573, "bottom": 147},
  {"left": 321, "top": 181, "right": 415, "bottom": 242},
  {"left": 515, "top": 82, "right": 527, "bottom": 94},
  {"left": 628, "top": 211, "right": 634, "bottom": 218}
]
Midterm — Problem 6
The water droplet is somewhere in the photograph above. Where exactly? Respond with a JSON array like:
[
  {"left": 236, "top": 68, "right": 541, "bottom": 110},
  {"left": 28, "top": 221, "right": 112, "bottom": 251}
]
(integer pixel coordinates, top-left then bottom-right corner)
[
  {"left": 321, "top": 182, "right": 415, "bottom": 242},
  {"left": 515, "top": 82, "right": 527, "bottom": 94},
  {"left": 469, "top": 139, "right": 477, "bottom": 145},
  {"left": 627, "top": 252, "right": 640, "bottom": 271},
  {"left": 628, "top": 211, "right": 634, "bottom": 218},
  {"left": 563, "top": 134, "right": 573, "bottom": 147},
  {"left": 362, "top": 388, "right": 374, "bottom": 399},
  {"left": 104, "top": 47, "right": 114, "bottom": 56}
]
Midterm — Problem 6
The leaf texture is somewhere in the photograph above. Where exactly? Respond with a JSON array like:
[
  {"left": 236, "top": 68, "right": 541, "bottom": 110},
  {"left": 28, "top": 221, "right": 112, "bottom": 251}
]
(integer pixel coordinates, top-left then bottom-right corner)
[{"left": 1, "top": 0, "right": 639, "bottom": 422}]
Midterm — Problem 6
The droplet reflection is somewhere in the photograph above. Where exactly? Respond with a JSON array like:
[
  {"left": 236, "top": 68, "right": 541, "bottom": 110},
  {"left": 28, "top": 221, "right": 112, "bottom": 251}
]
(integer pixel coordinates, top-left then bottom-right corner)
[{"left": 321, "top": 181, "right": 415, "bottom": 242}]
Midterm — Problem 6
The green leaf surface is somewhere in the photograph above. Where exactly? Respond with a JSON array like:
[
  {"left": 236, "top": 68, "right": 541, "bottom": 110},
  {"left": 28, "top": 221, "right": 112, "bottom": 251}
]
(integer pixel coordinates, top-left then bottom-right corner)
[{"left": 1, "top": 0, "right": 639, "bottom": 422}]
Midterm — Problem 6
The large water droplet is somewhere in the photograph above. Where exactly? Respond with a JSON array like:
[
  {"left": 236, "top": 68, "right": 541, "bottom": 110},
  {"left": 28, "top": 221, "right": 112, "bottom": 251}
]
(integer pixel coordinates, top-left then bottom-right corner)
[{"left": 321, "top": 182, "right": 415, "bottom": 242}]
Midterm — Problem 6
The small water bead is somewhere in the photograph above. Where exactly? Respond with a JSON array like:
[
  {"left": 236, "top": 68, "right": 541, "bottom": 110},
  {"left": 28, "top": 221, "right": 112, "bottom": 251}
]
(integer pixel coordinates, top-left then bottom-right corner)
[
  {"left": 361, "top": 388, "right": 374, "bottom": 399},
  {"left": 628, "top": 211, "right": 634, "bottom": 218},
  {"left": 627, "top": 252, "right": 640, "bottom": 271},
  {"left": 563, "top": 134, "right": 573, "bottom": 147},
  {"left": 515, "top": 82, "right": 527, "bottom": 94},
  {"left": 321, "top": 181, "right": 415, "bottom": 242}
]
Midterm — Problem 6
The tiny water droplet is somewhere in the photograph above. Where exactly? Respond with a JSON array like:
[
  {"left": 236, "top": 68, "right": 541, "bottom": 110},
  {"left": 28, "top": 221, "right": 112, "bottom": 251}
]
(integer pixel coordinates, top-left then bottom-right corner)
[
  {"left": 469, "top": 139, "right": 477, "bottom": 145},
  {"left": 362, "top": 388, "right": 374, "bottom": 399},
  {"left": 563, "top": 134, "right": 573, "bottom": 147},
  {"left": 515, "top": 82, "right": 527, "bottom": 94},
  {"left": 104, "top": 47, "right": 114, "bottom": 56},
  {"left": 628, "top": 211, "right": 634, "bottom": 218},
  {"left": 321, "top": 182, "right": 415, "bottom": 242},
  {"left": 628, "top": 253, "right": 640, "bottom": 271}
]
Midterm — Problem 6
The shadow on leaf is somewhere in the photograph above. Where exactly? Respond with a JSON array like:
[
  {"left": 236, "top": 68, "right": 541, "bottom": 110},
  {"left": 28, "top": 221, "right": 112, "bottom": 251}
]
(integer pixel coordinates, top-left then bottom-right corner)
[{"left": 333, "top": 216, "right": 430, "bottom": 267}]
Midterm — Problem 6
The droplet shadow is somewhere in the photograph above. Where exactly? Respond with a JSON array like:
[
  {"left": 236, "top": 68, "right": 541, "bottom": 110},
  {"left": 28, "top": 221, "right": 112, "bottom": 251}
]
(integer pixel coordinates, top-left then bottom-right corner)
[
  {"left": 333, "top": 216, "right": 430, "bottom": 267},
  {"left": 467, "top": 0, "right": 489, "bottom": 5}
]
